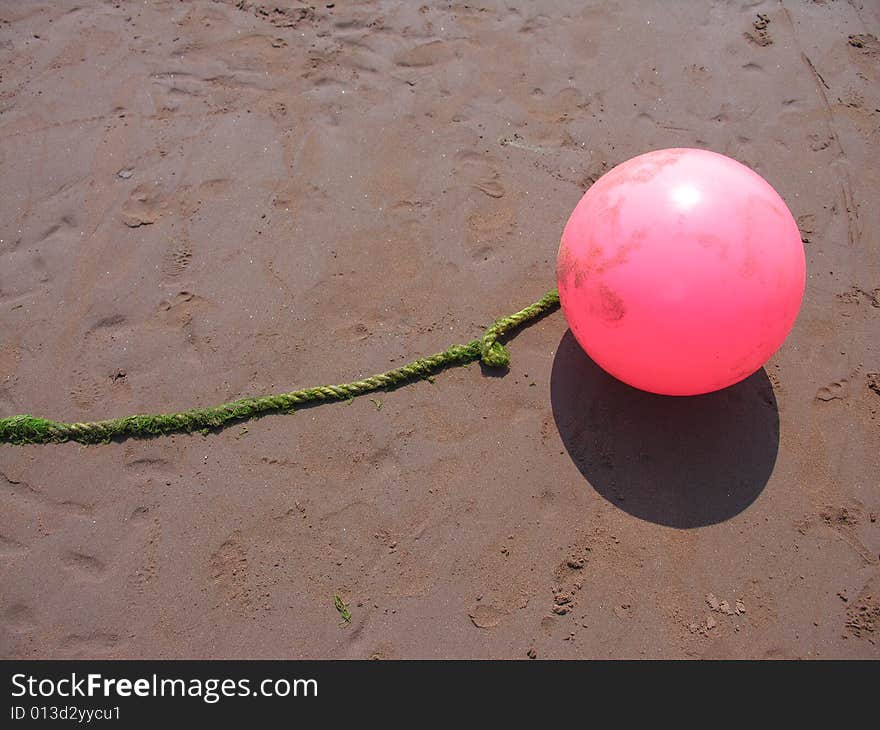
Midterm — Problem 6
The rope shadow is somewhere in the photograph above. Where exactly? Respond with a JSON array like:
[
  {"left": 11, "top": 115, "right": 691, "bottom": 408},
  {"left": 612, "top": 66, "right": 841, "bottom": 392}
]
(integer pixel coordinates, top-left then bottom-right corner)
[{"left": 550, "top": 330, "right": 779, "bottom": 528}]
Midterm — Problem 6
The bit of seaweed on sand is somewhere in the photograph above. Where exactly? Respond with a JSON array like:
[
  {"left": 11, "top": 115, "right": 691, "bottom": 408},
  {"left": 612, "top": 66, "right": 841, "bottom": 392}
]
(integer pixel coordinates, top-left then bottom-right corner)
[{"left": 334, "top": 594, "right": 352, "bottom": 625}]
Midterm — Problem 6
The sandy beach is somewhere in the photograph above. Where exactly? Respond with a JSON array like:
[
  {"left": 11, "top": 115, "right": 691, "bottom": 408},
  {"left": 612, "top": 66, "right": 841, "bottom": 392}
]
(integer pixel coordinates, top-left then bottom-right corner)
[{"left": 1, "top": 0, "right": 878, "bottom": 658}]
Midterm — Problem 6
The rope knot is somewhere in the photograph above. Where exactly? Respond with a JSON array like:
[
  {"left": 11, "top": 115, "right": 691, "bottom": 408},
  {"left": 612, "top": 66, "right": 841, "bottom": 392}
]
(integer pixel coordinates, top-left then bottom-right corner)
[{"left": 479, "top": 325, "right": 510, "bottom": 368}]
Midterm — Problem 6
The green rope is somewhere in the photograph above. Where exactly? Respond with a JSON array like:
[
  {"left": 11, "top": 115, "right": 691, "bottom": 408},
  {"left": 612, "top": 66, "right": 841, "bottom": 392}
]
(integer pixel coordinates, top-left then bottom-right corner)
[{"left": 0, "top": 289, "right": 560, "bottom": 446}]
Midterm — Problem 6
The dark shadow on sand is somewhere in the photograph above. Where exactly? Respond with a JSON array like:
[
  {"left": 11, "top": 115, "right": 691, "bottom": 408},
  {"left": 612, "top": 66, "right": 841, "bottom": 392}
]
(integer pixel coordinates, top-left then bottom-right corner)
[{"left": 550, "top": 330, "right": 779, "bottom": 528}]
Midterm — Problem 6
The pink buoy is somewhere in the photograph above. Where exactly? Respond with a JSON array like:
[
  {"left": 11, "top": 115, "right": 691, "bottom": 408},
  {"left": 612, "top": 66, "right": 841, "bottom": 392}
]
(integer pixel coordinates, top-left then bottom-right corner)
[{"left": 557, "top": 148, "right": 805, "bottom": 396}]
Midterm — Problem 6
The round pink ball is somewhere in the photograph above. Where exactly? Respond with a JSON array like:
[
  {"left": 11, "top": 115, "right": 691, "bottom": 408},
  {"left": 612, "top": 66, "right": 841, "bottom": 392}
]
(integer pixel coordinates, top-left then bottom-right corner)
[{"left": 557, "top": 148, "right": 805, "bottom": 396}]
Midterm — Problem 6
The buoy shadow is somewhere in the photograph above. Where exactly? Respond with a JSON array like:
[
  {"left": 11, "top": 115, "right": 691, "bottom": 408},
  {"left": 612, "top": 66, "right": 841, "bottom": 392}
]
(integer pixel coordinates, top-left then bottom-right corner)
[{"left": 550, "top": 330, "right": 779, "bottom": 528}]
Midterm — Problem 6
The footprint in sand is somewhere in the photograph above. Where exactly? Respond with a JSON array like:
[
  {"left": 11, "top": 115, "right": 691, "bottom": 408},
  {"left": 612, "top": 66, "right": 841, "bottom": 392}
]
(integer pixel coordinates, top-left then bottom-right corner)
[
  {"left": 127, "top": 517, "right": 161, "bottom": 598},
  {"left": 473, "top": 172, "right": 505, "bottom": 199},
  {"left": 60, "top": 551, "right": 108, "bottom": 581},
  {"left": 162, "top": 240, "right": 194, "bottom": 279},
  {"left": 59, "top": 632, "right": 122, "bottom": 657},
  {"left": 0, "top": 532, "right": 28, "bottom": 556},
  {"left": 3, "top": 603, "right": 37, "bottom": 633},
  {"left": 120, "top": 184, "right": 165, "bottom": 228},
  {"left": 209, "top": 531, "right": 255, "bottom": 615},
  {"left": 798, "top": 505, "right": 878, "bottom": 566},
  {"left": 393, "top": 40, "right": 457, "bottom": 68},
  {"left": 68, "top": 367, "right": 105, "bottom": 411},
  {"left": 0, "top": 220, "right": 76, "bottom": 301},
  {"left": 815, "top": 365, "right": 862, "bottom": 402},
  {"left": 468, "top": 603, "right": 504, "bottom": 629},
  {"left": 0, "top": 471, "right": 92, "bottom": 519},
  {"left": 845, "top": 577, "right": 880, "bottom": 640}
]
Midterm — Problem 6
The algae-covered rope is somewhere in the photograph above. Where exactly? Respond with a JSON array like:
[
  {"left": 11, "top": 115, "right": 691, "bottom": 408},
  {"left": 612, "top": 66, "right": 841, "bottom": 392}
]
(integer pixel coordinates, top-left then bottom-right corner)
[{"left": 0, "top": 289, "right": 560, "bottom": 445}]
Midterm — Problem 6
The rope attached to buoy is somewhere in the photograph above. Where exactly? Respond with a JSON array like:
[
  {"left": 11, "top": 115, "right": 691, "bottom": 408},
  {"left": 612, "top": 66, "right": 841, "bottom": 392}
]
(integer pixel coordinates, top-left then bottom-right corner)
[{"left": 0, "top": 290, "right": 560, "bottom": 445}]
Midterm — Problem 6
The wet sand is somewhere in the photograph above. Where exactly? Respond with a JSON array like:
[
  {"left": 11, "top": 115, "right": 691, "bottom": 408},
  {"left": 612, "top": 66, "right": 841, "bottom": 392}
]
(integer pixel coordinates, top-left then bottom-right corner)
[{"left": 1, "top": 0, "right": 878, "bottom": 658}]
